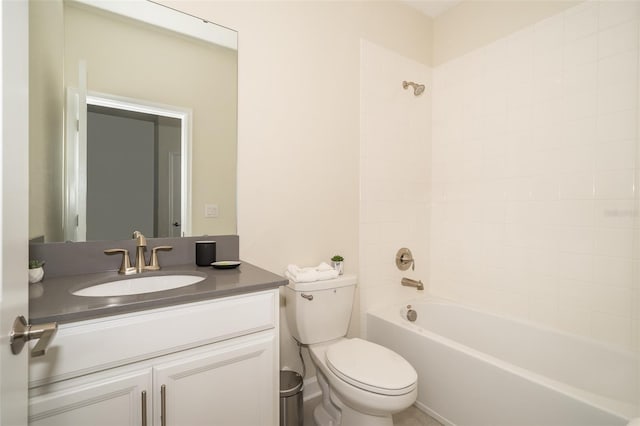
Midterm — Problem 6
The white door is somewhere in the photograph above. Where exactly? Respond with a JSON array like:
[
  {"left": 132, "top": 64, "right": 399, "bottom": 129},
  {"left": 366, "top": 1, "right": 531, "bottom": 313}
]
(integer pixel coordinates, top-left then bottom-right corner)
[
  {"left": 168, "top": 152, "right": 181, "bottom": 237},
  {"left": 0, "top": 0, "right": 30, "bottom": 424}
]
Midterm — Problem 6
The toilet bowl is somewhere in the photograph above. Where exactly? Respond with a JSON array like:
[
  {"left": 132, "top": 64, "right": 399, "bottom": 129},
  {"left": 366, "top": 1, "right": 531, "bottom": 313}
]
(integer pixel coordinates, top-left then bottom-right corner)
[
  {"left": 284, "top": 275, "right": 418, "bottom": 426},
  {"left": 309, "top": 338, "right": 417, "bottom": 426}
]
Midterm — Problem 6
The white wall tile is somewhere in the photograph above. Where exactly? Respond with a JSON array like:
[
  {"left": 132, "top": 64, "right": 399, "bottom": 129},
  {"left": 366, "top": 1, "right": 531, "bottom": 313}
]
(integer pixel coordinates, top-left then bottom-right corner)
[
  {"left": 597, "top": 80, "right": 638, "bottom": 115},
  {"left": 593, "top": 256, "right": 634, "bottom": 287},
  {"left": 597, "top": 50, "right": 638, "bottom": 88},
  {"left": 564, "top": 1, "right": 599, "bottom": 41},
  {"left": 555, "top": 226, "right": 595, "bottom": 254},
  {"left": 557, "top": 279, "right": 594, "bottom": 310},
  {"left": 559, "top": 172, "right": 595, "bottom": 199},
  {"left": 557, "top": 253, "right": 594, "bottom": 281},
  {"left": 598, "top": 19, "right": 638, "bottom": 59},
  {"left": 594, "top": 227, "right": 635, "bottom": 257},
  {"left": 597, "top": 109, "right": 637, "bottom": 143},
  {"left": 595, "top": 139, "right": 637, "bottom": 171},
  {"left": 535, "top": 13, "right": 565, "bottom": 52},
  {"left": 555, "top": 200, "right": 595, "bottom": 228},
  {"left": 594, "top": 170, "right": 636, "bottom": 199},
  {"left": 557, "top": 305, "right": 591, "bottom": 336},
  {"left": 564, "top": 62, "right": 598, "bottom": 95},
  {"left": 598, "top": 0, "right": 640, "bottom": 30},
  {"left": 564, "top": 34, "right": 598, "bottom": 67},
  {"left": 563, "top": 89, "right": 598, "bottom": 120},
  {"left": 563, "top": 116, "right": 598, "bottom": 147},
  {"left": 359, "top": 40, "right": 431, "bottom": 334},
  {"left": 591, "top": 311, "right": 632, "bottom": 347},
  {"left": 429, "top": 2, "right": 639, "bottom": 351},
  {"left": 595, "top": 200, "right": 637, "bottom": 229}
]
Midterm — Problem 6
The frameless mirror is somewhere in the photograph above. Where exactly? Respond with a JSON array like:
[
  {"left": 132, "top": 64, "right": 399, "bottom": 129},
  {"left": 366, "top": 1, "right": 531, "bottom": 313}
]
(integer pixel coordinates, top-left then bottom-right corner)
[{"left": 29, "top": 0, "right": 237, "bottom": 242}]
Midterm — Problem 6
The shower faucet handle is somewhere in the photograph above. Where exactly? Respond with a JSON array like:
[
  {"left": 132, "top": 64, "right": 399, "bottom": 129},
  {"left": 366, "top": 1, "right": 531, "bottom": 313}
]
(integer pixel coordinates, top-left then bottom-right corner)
[{"left": 396, "top": 248, "right": 415, "bottom": 271}]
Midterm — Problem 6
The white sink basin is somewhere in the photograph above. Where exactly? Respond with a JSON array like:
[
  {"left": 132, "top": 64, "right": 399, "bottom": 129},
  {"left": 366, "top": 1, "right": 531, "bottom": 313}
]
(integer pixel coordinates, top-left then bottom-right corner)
[{"left": 72, "top": 274, "right": 205, "bottom": 297}]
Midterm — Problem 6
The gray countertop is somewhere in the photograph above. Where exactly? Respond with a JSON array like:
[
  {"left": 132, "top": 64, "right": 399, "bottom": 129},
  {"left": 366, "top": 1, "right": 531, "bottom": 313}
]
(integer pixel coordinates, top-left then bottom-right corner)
[{"left": 29, "top": 262, "right": 287, "bottom": 324}]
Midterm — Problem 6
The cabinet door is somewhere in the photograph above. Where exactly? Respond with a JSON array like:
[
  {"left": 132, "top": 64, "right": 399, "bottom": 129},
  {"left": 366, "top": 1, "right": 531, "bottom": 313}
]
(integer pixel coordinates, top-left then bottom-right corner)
[
  {"left": 29, "top": 369, "right": 151, "bottom": 426},
  {"left": 154, "top": 332, "right": 276, "bottom": 426}
]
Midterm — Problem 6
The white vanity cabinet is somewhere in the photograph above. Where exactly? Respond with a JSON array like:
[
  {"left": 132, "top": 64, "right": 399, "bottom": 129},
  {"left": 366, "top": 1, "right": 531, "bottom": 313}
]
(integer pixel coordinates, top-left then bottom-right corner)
[
  {"left": 153, "top": 332, "right": 275, "bottom": 426},
  {"left": 29, "top": 368, "right": 152, "bottom": 426},
  {"left": 28, "top": 289, "right": 279, "bottom": 426}
]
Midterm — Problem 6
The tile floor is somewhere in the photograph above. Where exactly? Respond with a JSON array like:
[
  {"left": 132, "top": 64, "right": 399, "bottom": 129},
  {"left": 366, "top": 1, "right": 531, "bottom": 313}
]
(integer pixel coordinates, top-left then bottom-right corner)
[
  {"left": 393, "top": 405, "right": 443, "bottom": 426},
  {"left": 303, "top": 396, "right": 443, "bottom": 426}
]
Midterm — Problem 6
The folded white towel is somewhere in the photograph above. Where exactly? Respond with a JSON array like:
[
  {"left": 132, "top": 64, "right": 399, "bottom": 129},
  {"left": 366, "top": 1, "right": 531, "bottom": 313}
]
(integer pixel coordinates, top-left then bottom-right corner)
[{"left": 286, "top": 262, "right": 339, "bottom": 283}]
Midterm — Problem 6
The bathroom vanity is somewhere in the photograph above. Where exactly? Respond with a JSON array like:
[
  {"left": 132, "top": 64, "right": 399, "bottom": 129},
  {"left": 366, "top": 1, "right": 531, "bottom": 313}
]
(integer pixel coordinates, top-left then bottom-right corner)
[{"left": 27, "top": 236, "right": 286, "bottom": 426}]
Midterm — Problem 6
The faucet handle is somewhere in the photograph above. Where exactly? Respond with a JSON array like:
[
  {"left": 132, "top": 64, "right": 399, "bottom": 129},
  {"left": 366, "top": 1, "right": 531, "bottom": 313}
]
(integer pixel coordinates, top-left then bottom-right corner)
[
  {"left": 104, "top": 248, "right": 136, "bottom": 275},
  {"left": 146, "top": 246, "right": 173, "bottom": 271},
  {"left": 396, "top": 248, "right": 415, "bottom": 271}
]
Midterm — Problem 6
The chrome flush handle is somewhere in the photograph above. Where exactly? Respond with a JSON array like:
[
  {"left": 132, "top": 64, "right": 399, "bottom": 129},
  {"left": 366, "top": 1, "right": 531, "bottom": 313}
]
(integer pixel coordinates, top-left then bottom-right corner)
[{"left": 301, "top": 294, "right": 313, "bottom": 301}]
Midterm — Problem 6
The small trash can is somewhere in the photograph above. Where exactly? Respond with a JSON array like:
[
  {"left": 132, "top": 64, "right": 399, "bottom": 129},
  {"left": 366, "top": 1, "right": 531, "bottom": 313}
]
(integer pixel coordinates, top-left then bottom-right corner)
[{"left": 280, "top": 370, "right": 303, "bottom": 426}]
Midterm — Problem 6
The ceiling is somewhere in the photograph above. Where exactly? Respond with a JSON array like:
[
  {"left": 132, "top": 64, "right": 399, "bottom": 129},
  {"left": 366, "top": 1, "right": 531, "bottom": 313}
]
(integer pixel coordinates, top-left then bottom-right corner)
[{"left": 401, "top": 0, "right": 462, "bottom": 17}]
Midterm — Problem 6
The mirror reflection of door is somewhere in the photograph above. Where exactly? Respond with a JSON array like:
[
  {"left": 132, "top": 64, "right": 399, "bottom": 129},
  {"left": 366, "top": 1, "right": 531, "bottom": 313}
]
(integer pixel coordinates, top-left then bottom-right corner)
[
  {"left": 86, "top": 105, "right": 181, "bottom": 240},
  {"left": 168, "top": 152, "right": 182, "bottom": 237}
]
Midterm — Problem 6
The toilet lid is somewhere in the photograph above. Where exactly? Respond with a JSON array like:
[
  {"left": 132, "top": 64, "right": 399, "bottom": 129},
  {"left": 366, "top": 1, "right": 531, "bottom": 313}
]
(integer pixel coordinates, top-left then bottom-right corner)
[{"left": 325, "top": 338, "right": 417, "bottom": 396}]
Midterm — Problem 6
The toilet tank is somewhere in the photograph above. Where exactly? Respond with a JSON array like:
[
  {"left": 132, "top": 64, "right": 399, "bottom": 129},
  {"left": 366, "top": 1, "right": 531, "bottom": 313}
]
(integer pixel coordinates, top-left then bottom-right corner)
[{"left": 285, "top": 275, "right": 357, "bottom": 345}]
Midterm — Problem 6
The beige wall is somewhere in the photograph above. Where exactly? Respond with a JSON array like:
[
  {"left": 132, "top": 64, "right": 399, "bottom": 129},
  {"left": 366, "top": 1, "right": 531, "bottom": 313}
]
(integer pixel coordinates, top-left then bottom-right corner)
[
  {"left": 159, "top": 0, "right": 433, "bottom": 373},
  {"left": 433, "top": 0, "right": 582, "bottom": 65},
  {"left": 29, "top": 0, "right": 64, "bottom": 242},
  {"left": 158, "top": 0, "right": 431, "bottom": 272}
]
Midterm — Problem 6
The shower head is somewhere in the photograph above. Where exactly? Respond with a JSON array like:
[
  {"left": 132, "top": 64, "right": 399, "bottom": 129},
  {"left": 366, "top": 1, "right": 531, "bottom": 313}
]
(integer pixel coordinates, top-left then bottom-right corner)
[{"left": 402, "top": 80, "right": 426, "bottom": 96}]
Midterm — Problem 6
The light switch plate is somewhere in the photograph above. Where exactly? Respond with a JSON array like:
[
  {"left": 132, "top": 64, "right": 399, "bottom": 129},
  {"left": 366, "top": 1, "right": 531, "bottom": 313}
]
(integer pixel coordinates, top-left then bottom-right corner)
[{"left": 204, "top": 204, "right": 219, "bottom": 218}]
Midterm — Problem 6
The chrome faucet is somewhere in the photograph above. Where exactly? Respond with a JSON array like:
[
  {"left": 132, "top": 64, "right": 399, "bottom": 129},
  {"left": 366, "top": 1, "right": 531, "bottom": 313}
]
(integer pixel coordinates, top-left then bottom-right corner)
[
  {"left": 401, "top": 277, "right": 424, "bottom": 290},
  {"left": 133, "top": 231, "right": 147, "bottom": 274}
]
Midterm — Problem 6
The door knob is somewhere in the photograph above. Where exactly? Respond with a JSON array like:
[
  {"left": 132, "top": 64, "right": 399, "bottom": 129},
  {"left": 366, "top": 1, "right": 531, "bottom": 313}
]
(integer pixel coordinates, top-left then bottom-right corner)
[{"left": 10, "top": 315, "right": 58, "bottom": 357}]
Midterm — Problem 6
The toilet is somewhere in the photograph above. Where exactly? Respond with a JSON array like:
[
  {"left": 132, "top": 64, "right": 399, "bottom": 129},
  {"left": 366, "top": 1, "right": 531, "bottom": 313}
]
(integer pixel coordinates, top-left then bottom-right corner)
[{"left": 285, "top": 275, "right": 417, "bottom": 426}]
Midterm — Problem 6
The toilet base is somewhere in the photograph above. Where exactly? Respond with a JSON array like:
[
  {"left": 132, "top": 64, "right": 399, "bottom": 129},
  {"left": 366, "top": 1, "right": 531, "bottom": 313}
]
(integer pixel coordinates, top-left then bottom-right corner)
[{"left": 312, "top": 368, "right": 395, "bottom": 426}]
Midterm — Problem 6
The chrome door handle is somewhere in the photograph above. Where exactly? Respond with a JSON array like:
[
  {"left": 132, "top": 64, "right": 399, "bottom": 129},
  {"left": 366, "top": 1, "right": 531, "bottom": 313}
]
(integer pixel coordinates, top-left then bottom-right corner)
[{"left": 10, "top": 315, "right": 58, "bottom": 357}]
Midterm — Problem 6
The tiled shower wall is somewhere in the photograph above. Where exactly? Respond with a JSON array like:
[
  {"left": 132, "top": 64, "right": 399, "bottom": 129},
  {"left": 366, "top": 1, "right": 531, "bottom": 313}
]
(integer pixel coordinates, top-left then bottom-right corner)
[
  {"left": 359, "top": 39, "right": 431, "bottom": 335},
  {"left": 430, "top": 1, "right": 639, "bottom": 350}
]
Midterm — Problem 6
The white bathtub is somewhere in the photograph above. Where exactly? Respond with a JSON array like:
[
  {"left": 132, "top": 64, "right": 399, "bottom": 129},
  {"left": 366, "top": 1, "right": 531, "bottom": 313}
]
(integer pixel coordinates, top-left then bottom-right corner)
[{"left": 367, "top": 298, "right": 638, "bottom": 426}]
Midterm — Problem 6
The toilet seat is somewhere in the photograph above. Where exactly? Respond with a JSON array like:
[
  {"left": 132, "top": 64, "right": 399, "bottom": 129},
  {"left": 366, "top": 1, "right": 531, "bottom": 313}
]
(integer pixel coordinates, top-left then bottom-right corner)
[{"left": 325, "top": 338, "right": 417, "bottom": 396}]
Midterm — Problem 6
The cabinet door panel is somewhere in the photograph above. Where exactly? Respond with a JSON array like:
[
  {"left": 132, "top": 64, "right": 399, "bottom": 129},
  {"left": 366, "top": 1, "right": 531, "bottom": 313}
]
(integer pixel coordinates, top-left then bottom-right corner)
[
  {"left": 154, "top": 333, "right": 276, "bottom": 426},
  {"left": 29, "top": 369, "right": 151, "bottom": 426}
]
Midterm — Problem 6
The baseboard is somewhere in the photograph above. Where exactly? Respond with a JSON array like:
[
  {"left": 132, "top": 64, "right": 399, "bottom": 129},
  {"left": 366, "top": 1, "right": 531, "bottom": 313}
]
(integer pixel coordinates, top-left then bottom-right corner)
[
  {"left": 302, "top": 376, "right": 320, "bottom": 402},
  {"left": 414, "top": 400, "right": 455, "bottom": 426}
]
